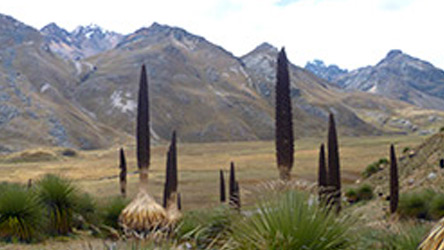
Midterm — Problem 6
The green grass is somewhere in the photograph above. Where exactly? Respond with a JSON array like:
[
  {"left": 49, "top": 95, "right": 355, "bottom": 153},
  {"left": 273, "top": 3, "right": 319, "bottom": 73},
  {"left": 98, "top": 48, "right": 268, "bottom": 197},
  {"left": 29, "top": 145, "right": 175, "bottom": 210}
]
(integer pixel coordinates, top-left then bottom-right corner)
[
  {"left": 398, "top": 189, "right": 436, "bottom": 219},
  {"left": 36, "top": 174, "right": 78, "bottom": 235},
  {"left": 358, "top": 223, "right": 430, "bottom": 250},
  {"left": 174, "top": 205, "right": 233, "bottom": 249},
  {"left": 101, "top": 196, "right": 129, "bottom": 230},
  {"left": 231, "top": 191, "right": 355, "bottom": 250},
  {"left": 0, "top": 184, "right": 44, "bottom": 242}
]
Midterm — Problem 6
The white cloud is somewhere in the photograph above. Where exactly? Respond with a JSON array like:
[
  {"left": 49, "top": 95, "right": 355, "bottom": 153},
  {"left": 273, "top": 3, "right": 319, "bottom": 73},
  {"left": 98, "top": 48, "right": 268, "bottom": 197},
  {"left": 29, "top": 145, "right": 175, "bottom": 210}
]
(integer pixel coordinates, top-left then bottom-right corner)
[{"left": 1, "top": 0, "right": 444, "bottom": 70}]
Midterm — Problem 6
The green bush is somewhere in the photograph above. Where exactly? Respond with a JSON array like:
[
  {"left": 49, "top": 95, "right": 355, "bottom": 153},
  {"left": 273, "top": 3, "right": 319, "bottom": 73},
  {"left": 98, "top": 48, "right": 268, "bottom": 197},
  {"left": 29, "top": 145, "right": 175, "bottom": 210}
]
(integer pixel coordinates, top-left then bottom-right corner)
[
  {"left": 362, "top": 163, "right": 380, "bottom": 178},
  {"left": 231, "top": 191, "right": 355, "bottom": 250},
  {"left": 101, "top": 196, "right": 129, "bottom": 229},
  {"left": 430, "top": 193, "right": 444, "bottom": 220},
  {"left": 0, "top": 184, "right": 44, "bottom": 242},
  {"left": 345, "top": 188, "right": 358, "bottom": 203},
  {"left": 174, "top": 206, "right": 233, "bottom": 249},
  {"left": 345, "top": 185, "right": 373, "bottom": 203},
  {"left": 36, "top": 174, "right": 77, "bottom": 235},
  {"left": 398, "top": 190, "right": 436, "bottom": 219},
  {"left": 359, "top": 223, "right": 430, "bottom": 250},
  {"left": 362, "top": 158, "right": 389, "bottom": 178},
  {"left": 403, "top": 147, "right": 411, "bottom": 153},
  {"left": 357, "top": 184, "right": 374, "bottom": 201},
  {"left": 73, "top": 192, "right": 98, "bottom": 228}
]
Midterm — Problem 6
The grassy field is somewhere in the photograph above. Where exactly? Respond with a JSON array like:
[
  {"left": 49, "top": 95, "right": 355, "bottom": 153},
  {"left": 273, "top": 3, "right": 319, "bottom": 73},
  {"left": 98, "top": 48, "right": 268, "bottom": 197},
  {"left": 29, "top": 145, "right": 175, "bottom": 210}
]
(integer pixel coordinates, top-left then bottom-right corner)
[{"left": 0, "top": 135, "right": 426, "bottom": 210}]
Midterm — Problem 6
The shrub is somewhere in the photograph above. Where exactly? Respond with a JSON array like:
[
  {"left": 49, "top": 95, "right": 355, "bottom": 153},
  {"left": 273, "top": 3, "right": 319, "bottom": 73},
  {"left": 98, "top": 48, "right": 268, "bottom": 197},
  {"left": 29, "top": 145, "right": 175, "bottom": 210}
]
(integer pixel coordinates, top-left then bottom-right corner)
[
  {"left": 174, "top": 206, "right": 233, "bottom": 248},
  {"left": 378, "top": 158, "right": 389, "bottom": 165},
  {"left": 362, "top": 158, "right": 389, "bottom": 178},
  {"left": 345, "top": 188, "right": 358, "bottom": 203},
  {"left": 357, "top": 184, "right": 374, "bottom": 201},
  {"left": 359, "top": 223, "right": 430, "bottom": 250},
  {"left": 101, "top": 196, "right": 129, "bottom": 229},
  {"left": 430, "top": 193, "right": 444, "bottom": 220},
  {"left": 403, "top": 146, "right": 411, "bottom": 153},
  {"left": 398, "top": 190, "right": 435, "bottom": 219},
  {"left": 36, "top": 174, "right": 77, "bottom": 235},
  {"left": 0, "top": 184, "right": 44, "bottom": 242},
  {"left": 362, "top": 163, "right": 380, "bottom": 178},
  {"left": 231, "top": 191, "right": 354, "bottom": 249},
  {"left": 73, "top": 193, "right": 98, "bottom": 228}
]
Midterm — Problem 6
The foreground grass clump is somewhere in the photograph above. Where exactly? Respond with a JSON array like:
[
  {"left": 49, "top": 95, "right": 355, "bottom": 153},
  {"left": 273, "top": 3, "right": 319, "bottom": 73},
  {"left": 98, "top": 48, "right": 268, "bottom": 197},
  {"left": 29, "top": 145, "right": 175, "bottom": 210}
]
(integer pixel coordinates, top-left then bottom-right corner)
[
  {"left": 0, "top": 184, "right": 44, "bottom": 242},
  {"left": 231, "top": 191, "right": 355, "bottom": 250},
  {"left": 101, "top": 196, "right": 129, "bottom": 230},
  {"left": 174, "top": 206, "right": 233, "bottom": 248},
  {"left": 397, "top": 189, "right": 444, "bottom": 220},
  {"left": 36, "top": 174, "right": 78, "bottom": 235},
  {"left": 358, "top": 223, "right": 430, "bottom": 250}
]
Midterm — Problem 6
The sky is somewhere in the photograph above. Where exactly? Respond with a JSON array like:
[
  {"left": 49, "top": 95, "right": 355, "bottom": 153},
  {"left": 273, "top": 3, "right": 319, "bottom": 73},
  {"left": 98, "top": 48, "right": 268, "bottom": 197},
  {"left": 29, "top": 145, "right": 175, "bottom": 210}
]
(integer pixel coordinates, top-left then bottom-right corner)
[{"left": 2, "top": 0, "right": 444, "bottom": 70}]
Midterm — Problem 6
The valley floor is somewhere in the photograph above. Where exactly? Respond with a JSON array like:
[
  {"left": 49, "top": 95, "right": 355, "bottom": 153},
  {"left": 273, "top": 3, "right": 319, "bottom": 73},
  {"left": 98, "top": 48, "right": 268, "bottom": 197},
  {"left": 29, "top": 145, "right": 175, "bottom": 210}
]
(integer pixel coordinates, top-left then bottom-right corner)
[{"left": 0, "top": 135, "right": 425, "bottom": 210}]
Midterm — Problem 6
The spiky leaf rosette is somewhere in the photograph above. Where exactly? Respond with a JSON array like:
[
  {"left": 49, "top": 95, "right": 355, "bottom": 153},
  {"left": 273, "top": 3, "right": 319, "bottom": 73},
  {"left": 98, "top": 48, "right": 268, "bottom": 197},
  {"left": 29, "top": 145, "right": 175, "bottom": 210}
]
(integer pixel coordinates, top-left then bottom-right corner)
[
  {"left": 327, "top": 113, "right": 341, "bottom": 213},
  {"left": 420, "top": 217, "right": 444, "bottom": 250},
  {"left": 220, "top": 170, "right": 226, "bottom": 203},
  {"left": 137, "top": 65, "right": 150, "bottom": 187},
  {"left": 119, "top": 148, "right": 127, "bottom": 198},
  {"left": 318, "top": 143, "right": 328, "bottom": 204},
  {"left": 119, "top": 192, "right": 167, "bottom": 239},
  {"left": 390, "top": 144, "right": 399, "bottom": 214},
  {"left": 275, "top": 47, "right": 294, "bottom": 181}
]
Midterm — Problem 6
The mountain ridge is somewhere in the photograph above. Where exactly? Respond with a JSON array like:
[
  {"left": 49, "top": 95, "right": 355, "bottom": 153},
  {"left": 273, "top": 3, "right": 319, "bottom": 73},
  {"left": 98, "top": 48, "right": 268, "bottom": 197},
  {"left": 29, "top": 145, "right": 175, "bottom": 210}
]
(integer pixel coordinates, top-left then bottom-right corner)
[{"left": 1, "top": 13, "right": 444, "bottom": 152}]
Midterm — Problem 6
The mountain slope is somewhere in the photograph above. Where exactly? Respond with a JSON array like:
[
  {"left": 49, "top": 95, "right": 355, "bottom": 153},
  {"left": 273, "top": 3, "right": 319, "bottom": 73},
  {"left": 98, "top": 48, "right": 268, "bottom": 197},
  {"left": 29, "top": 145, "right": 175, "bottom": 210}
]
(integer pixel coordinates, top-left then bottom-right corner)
[
  {"left": 75, "top": 23, "right": 276, "bottom": 142},
  {"left": 0, "top": 14, "right": 122, "bottom": 151},
  {"left": 331, "top": 50, "right": 444, "bottom": 111}
]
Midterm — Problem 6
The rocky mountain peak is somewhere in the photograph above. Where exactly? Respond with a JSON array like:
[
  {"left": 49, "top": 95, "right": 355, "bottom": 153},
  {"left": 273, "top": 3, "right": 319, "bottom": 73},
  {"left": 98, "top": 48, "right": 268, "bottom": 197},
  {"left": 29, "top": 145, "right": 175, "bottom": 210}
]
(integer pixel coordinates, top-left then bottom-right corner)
[
  {"left": 305, "top": 59, "right": 348, "bottom": 82},
  {"left": 386, "top": 49, "right": 403, "bottom": 59},
  {"left": 0, "top": 14, "right": 42, "bottom": 49},
  {"left": 253, "top": 42, "right": 278, "bottom": 53},
  {"left": 41, "top": 23, "right": 123, "bottom": 60}
]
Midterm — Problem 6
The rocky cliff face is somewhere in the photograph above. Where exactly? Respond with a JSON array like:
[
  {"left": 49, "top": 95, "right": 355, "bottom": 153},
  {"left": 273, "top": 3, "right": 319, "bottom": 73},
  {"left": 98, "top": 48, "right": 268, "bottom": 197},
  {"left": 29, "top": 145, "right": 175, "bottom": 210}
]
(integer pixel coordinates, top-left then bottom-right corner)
[
  {"left": 41, "top": 23, "right": 123, "bottom": 60},
  {"left": 305, "top": 59, "right": 348, "bottom": 83}
]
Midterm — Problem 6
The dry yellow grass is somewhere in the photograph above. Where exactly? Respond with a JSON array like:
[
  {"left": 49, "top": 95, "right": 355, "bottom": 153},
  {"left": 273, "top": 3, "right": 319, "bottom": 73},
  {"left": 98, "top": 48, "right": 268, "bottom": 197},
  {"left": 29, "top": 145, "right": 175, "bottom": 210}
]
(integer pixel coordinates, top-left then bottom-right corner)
[{"left": 0, "top": 135, "right": 425, "bottom": 210}]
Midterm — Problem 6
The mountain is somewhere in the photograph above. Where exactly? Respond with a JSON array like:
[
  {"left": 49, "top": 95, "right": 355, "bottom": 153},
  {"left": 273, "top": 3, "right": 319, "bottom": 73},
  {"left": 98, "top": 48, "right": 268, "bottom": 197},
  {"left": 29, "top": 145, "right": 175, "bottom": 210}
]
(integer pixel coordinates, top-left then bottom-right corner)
[
  {"left": 2, "top": 13, "right": 444, "bottom": 151},
  {"left": 72, "top": 25, "right": 444, "bottom": 142},
  {"left": 305, "top": 59, "right": 348, "bottom": 83},
  {"left": 318, "top": 50, "right": 444, "bottom": 111},
  {"left": 0, "top": 14, "right": 122, "bottom": 152},
  {"left": 41, "top": 23, "right": 123, "bottom": 60}
]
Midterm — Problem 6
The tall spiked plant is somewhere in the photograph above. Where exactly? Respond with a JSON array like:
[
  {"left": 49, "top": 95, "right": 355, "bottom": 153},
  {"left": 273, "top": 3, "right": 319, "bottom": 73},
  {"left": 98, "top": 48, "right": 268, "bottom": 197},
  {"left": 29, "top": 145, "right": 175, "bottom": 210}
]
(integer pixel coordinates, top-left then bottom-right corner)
[
  {"left": 327, "top": 113, "right": 341, "bottom": 213},
  {"left": 275, "top": 48, "right": 294, "bottom": 181},
  {"left": 119, "top": 148, "right": 127, "bottom": 198},
  {"left": 318, "top": 143, "right": 328, "bottom": 204},
  {"left": 390, "top": 144, "right": 399, "bottom": 214},
  {"left": 163, "top": 131, "right": 178, "bottom": 209},
  {"left": 119, "top": 65, "right": 167, "bottom": 238},
  {"left": 220, "top": 170, "right": 226, "bottom": 203},
  {"left": 229, "top": 162, "right": 240, "bottom": 210},
  {"left": 137, "top": 65, "right": 150, "bottom": 190}
]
